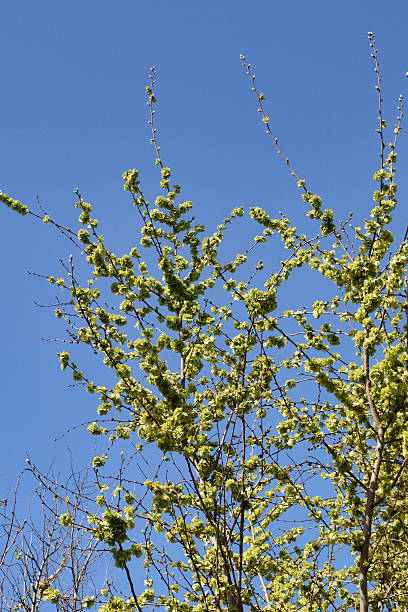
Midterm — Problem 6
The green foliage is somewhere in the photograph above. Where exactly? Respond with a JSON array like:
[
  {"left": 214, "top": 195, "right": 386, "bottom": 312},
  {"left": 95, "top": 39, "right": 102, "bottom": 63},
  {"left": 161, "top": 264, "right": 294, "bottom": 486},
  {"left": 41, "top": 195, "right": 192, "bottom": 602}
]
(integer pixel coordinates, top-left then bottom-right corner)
[
  {"left": 2, "top": 38, "right": 408, "bottom": 612},
  {"left": 42, "top": 587, "right": 61, "bottom": 604}
]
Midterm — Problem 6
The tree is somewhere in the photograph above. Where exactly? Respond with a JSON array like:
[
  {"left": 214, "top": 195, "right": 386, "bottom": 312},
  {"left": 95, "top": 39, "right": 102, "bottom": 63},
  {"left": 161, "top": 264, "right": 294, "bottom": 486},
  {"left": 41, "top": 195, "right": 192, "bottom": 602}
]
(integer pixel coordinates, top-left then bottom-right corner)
[
  {"left": 1, "top": 33, "right": 408, "bottom": 611},
  {"left": 0, "top": 461, "right": 103, "bottom": 610}
]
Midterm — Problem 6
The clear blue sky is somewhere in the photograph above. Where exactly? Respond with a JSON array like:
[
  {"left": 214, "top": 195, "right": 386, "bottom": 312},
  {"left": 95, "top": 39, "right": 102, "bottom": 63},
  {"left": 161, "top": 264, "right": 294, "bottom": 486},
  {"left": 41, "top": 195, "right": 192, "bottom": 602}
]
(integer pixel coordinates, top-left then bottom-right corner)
[{"left": 1, "top": 0, "right": 408, "bottom": 488}]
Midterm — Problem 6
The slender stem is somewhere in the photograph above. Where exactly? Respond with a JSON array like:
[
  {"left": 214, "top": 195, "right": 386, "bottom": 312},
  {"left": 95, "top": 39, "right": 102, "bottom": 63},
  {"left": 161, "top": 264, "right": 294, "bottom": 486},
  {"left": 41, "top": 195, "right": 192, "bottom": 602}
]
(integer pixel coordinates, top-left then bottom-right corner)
[{"left": 359, "top": 349, "right": 385, "bottom": 612}]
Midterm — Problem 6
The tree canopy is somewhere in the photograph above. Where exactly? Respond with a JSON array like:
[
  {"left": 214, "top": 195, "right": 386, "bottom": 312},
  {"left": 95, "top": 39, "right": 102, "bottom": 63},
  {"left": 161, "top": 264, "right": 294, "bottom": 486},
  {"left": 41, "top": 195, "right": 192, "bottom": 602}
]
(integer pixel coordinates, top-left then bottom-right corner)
[{"left": 1, "top": 34, "right": 408, "bottom": 612}]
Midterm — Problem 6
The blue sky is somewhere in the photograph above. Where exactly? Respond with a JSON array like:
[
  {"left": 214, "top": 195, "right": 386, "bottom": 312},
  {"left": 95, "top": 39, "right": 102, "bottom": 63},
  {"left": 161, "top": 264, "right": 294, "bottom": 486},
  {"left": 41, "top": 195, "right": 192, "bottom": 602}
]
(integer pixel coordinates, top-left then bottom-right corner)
[{"left": 1, "top": 0, "right": 408, "bottom": 491}]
